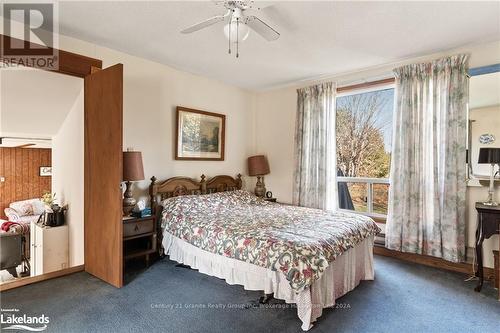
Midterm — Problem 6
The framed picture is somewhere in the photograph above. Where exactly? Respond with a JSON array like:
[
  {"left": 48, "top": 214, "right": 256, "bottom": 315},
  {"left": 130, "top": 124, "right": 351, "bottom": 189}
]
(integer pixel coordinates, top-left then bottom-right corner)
[
  {"left": 40, "top": 166, "right": 52, "bottom": 176},
  {"left": 175, "top": 106, "right": 225, "bottom": 161}
]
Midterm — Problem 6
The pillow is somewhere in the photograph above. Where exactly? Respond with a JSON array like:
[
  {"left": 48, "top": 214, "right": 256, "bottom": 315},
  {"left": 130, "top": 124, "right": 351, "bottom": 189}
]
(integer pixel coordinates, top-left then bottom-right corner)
[
  {"left": 211, "top": 189, "right": 265, "bottom": 205},
  {"left": 9, "top": 199, "right": 45, "bottom": 216},
  {"left": 4, "top": 208, "right": 20, "bottom": 222}
]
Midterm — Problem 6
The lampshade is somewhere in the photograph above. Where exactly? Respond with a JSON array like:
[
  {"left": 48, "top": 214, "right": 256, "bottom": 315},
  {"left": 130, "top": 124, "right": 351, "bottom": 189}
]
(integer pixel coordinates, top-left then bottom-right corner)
[
  {"left": 478, "top": 148, "right": 500, "bottom": 164},
  {"left": 223, "top": 19, "right": 250, "bottom": 43},
  {"left": 247, "top": 155, "right": 270, "bottom": 176},
  {"left": 123, "top": 151, "right": 145, "bottom": 181}
]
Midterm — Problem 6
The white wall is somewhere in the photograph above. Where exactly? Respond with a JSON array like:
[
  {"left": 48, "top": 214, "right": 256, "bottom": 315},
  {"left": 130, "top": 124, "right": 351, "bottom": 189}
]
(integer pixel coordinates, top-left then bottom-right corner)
[
  {"left": 255, "top": 88, "right": 296, "bottom": 204},
  {"left": 57, "top": 35, "right": 257, "bottom": 203},
  {"left": 52, "top": 89, "right": 84, "bottom": 267},
  {"left": 0, "top": 68, "right": 82, "bottom": 138},
  {"left": 254, "top": 40, "right": 500, "bottom": 268}
]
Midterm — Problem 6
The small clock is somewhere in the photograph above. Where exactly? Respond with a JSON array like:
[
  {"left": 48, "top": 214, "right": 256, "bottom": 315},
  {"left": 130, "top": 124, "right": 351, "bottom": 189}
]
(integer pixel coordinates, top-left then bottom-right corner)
[{"left": 265, "top": 191, "right": 273, "bottom": 199}]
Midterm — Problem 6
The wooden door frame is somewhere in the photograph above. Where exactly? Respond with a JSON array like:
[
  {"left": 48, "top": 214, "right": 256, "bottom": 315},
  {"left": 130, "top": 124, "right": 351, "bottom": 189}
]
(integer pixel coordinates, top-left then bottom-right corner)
[
  {"left": 1, "top": 34, "right": 102, "bottom": 77},
  {"left": 0, "top": 34, "right": 108, "bottom": 291}
]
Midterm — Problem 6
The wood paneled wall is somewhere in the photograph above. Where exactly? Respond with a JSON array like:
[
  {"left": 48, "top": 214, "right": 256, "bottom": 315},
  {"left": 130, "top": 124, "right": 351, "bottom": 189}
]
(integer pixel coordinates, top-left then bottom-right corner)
[{"left": 0, "top": 147, "right": 52, "bottom": 218}]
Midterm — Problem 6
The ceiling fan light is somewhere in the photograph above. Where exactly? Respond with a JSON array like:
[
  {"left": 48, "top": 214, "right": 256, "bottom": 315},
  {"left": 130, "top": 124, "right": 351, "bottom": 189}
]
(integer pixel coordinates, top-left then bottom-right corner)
[{"left": 223, "top": 20, "right": 250, "bottom": 43}]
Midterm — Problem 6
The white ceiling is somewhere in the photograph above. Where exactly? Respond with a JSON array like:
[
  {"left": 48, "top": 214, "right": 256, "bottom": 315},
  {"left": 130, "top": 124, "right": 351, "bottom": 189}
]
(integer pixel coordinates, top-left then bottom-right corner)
[
  {"left": 470, "top": 72, "right": 500, "bottom": 109},
  {"left": 0, "top": 67, "right": 83, "bottom": 146},
  {"left": 54, "top": 1, "right": 500, "bottom": 91}
]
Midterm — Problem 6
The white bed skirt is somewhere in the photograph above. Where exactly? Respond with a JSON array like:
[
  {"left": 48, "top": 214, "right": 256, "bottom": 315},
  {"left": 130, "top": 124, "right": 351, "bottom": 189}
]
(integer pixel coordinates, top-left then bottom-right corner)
[{"left": 163, "top": 232, "right": 375, "bottom": 331}]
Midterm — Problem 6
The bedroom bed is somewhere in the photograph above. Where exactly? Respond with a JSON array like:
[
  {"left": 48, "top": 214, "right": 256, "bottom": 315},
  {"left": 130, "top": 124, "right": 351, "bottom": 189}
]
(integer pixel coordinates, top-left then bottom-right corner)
[{"left": 150, "top": 174, "right": 380, "bottom": 331}]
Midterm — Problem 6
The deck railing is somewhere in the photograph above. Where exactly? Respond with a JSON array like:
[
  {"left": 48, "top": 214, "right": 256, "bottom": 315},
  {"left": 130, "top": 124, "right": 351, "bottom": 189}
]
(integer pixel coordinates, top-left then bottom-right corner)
[{"left": 337, "top": 176, "right": 390, "bottom": 219}]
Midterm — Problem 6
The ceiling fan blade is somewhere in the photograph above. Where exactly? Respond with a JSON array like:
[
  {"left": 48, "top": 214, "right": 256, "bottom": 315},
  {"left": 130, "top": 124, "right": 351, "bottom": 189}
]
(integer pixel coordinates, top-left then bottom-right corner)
[
  {"left": 245, "top": 15, "right": 280, "bottom": 41},
  {"left": 14, "top": 143, "right": 35, "bottom": 148},
  {"left": 181, "top": 13, "right": 228, "bottom": 34}
]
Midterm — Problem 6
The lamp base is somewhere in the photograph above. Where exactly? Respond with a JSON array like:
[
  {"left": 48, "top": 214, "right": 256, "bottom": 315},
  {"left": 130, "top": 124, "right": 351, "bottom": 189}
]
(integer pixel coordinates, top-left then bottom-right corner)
[
  {"left": 123, "top": 181, "right": 136, "bottom": 216},
  {"left": 482, "top": 164, "right": 499, "bottom": 207},
  {"left": 254, "top": 176, "right": 266, "bottom": 198}
]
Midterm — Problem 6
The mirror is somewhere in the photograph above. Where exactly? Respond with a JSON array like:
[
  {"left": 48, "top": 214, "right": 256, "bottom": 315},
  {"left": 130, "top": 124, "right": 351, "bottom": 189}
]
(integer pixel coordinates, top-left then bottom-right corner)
[
  {"left": 0, "top": 66, "right": 84, "bottom": 286},
  {"left": 468, "top": 65, "right": 500, "bottom": 185}
]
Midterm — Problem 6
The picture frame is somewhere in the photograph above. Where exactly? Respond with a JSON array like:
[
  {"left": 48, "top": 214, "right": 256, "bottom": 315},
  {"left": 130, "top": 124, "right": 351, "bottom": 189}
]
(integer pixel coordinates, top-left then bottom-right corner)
[
  {"left": 175, "top": 106, "right": 225, "bottom": 161},
  {"left": 40, "top": 166, "right": 52, "bottom": 176}
]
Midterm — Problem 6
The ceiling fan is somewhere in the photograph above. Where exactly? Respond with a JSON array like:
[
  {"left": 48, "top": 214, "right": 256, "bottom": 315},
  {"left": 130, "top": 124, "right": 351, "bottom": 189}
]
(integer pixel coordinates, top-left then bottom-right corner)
[
  {"left": 0, "top": 137, "right": 50, "bottom": 148},
  {"left": 181, "top": 0, "right": 280, "bottom": 58}
]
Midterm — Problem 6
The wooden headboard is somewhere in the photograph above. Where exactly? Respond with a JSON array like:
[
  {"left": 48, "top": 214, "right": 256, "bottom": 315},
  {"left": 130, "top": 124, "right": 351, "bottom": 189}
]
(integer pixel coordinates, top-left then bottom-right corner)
[
  {"left": 149, "top": 173, "right": 241, "bottom": 256},
  {"left": 149, "top": 174, "right": 242, "bottom": 214}
]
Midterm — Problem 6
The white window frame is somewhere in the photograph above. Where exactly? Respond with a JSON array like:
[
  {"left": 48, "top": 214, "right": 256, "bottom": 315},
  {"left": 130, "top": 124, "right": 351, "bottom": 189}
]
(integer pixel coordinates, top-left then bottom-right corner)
[{"left": 335, "top": 82, "right": 395, "bottom": 221}]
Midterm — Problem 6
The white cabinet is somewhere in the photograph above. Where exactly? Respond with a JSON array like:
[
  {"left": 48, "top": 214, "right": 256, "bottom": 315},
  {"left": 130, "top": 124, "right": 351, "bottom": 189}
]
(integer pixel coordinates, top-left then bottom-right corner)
[{"left": 30, "top": 222, "right": 69, "bottom": 276}]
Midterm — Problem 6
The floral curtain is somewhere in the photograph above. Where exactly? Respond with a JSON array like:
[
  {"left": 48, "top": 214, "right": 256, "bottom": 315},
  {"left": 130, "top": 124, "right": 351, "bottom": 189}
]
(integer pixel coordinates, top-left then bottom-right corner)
[
  {"left": 293, "top": 82, "right": 337, "bottom": 210},
  {"left": 386, "top": 54, "right": 469, "bottom": 262}
]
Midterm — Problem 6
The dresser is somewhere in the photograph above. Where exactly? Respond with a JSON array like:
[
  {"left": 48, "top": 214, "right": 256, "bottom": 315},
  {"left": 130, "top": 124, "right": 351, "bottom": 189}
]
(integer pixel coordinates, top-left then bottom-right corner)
[
  {"left": 123, "top": 216, "right": 157, "bottom": 267},
  {"left": 30, "top": 222, "right": 69, "bottom": 276},
  {"left": 474, "top": 202, "right": 500, "bottom": 300}
]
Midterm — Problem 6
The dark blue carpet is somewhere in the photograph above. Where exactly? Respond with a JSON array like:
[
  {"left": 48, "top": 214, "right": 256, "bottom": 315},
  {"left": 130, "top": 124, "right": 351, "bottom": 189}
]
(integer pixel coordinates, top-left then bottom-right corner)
[{"left": 1, "top": 255, "right": 499, "bottom": 333}]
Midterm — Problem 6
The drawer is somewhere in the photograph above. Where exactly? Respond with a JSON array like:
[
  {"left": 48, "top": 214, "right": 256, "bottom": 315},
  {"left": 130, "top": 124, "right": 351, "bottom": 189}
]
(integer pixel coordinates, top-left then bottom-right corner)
[{"left": 123, "top": 219, "right": 154, "bottom": 238}]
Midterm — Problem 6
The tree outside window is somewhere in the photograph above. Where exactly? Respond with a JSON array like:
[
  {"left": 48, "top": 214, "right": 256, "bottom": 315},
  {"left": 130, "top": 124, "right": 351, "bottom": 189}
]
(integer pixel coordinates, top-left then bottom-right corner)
[{"left": 336, "top": 88, "right": 394, "bottom": 215}]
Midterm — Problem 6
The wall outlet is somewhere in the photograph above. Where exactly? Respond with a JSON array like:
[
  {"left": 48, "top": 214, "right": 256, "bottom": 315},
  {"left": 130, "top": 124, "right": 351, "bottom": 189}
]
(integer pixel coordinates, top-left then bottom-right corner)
[{"left": 0, "top": 176, "right": 5, "bottom": 182}]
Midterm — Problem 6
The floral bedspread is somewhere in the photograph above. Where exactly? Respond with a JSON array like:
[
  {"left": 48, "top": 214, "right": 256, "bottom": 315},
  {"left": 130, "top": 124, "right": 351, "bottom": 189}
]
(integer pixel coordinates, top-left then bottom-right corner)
[{"left": 161, "top": 190, "right": 380, "bottom": 292}]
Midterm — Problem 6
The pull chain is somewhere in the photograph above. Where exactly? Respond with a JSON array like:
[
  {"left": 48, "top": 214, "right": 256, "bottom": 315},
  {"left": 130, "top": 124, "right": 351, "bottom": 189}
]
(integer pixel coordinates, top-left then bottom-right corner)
[
  {"left": 236, "top": 18, "right": 239, "bottom": 58},
  {"left": 228, "top": 15, "right": 232, "bottom": 54}
]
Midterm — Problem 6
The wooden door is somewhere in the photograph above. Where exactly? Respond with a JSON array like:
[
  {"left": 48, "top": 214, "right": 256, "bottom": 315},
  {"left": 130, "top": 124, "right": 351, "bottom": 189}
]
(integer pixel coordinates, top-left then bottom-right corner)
[{"left": 84, "top": 64, "right": 123, "bottom": 287}]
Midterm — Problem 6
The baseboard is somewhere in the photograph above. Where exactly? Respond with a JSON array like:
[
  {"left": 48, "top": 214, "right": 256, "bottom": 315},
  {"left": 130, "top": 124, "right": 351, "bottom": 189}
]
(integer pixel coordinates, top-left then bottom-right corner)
[
  {"left": 374, "top": 245, "right": 496, "bottom": 281},
  {"left": 0, "top": 265, "right": 85, "bottom": 292}
]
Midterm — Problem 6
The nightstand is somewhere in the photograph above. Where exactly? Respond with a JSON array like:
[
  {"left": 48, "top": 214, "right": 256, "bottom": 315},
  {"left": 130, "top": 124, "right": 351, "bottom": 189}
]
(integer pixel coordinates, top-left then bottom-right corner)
[
  {"left": 264, "top": 198, "right": 277, "bottom": 202},
  {"left": 474, "top": 202, "right": 500, "bottom": 301},
  {"left": 123, "top": 216, "right": 157, "bottom": 267}
]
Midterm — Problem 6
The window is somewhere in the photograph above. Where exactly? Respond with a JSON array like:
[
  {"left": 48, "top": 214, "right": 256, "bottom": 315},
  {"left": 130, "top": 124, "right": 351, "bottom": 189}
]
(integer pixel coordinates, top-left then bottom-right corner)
[{"left": 335, "top": 87, "right": 394, "bottom": 219}]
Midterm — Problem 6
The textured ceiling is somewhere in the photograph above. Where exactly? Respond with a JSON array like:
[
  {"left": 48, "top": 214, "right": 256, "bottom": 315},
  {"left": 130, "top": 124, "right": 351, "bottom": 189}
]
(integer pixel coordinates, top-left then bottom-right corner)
[{"left": 28, "top": 1, "right": 500, "bottom": 90}]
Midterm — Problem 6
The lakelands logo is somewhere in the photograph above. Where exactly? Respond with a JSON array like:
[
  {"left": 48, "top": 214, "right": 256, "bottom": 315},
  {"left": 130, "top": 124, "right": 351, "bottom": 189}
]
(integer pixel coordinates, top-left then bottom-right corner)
[
  {"left": 1, "top": 1, "right": 59, "bottom": 70},
  {"left": 1, "top": 308, "right": 49, "bottom": 331}
]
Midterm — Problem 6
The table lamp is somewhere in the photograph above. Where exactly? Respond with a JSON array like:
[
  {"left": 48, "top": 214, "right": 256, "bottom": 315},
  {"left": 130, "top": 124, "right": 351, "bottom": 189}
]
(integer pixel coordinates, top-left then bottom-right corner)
[
  {"left": 123, "top": 150, "right": 145, "bottom": 215},
  {"left": 247, "top": 155, "right": 270, "bottom": 197},
  {"left": 478, "top": 147, "right": 500, "bottom": 206}
]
